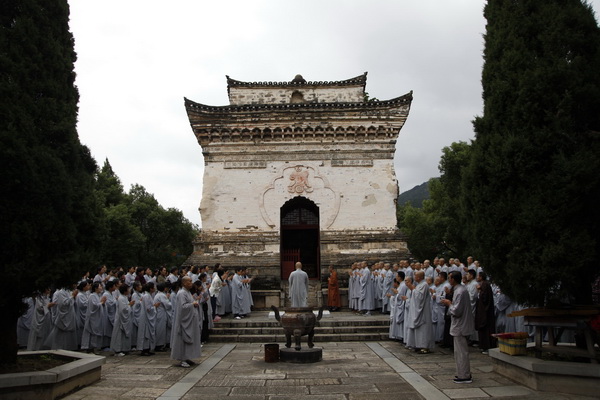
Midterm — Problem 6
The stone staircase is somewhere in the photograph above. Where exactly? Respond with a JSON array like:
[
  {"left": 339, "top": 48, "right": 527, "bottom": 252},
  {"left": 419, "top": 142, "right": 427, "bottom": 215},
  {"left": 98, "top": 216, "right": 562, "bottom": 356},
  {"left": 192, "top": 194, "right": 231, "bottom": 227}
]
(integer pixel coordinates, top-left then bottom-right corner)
[{"left": 209, "top": 312, "right": 391, "bottom": 343}]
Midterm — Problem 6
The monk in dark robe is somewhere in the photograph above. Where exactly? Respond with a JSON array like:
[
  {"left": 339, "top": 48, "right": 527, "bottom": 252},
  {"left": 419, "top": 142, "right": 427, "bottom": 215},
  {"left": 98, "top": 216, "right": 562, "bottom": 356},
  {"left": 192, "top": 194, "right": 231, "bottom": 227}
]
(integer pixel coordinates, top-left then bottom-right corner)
[
  {"left": 328, "top": 266, "right": 341, "bottom": 311},
  {"left": 475, "top": 271, "right": 496, "bottom": 354}
]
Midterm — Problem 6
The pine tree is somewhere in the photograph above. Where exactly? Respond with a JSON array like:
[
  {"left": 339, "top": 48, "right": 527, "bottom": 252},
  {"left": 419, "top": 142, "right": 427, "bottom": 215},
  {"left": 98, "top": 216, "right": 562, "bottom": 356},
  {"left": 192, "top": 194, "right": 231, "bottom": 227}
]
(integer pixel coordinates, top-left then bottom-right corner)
[
  {"left": 463, "top": 0, "right": 600, "bottom": 305},
  {"left": 96, "top": 159, "right": 126, "bottom": 207},
  {"left": 0, "top": 0, "right": 102, "bottom": 364}
]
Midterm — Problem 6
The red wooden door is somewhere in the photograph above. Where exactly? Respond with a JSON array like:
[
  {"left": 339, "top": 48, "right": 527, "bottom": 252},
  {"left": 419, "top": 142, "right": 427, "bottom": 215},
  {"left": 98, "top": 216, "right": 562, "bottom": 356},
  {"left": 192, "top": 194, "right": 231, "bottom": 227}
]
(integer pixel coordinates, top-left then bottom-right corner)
[{"left": 281, "top": 249, "right": 300, "bottom": 280}]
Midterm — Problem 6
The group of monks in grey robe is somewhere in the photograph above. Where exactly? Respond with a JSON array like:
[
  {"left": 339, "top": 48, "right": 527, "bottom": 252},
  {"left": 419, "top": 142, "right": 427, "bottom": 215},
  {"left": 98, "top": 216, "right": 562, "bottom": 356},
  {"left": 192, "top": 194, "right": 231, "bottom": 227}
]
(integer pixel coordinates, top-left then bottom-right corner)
[
  {"left": 229, "top": 267, "right": 254, "bottom": 319},
  {"left": 17, "top": 263, "right": 255, "bottom": 367},
  {"left": 348, "top": 261, "right": 398, "bottom": 316},
  {"left": 347, "top": 257, "right": 527, "bottom": 354},
  {"left": 20, "top": 278, "right": 177, "bottom": 356}
]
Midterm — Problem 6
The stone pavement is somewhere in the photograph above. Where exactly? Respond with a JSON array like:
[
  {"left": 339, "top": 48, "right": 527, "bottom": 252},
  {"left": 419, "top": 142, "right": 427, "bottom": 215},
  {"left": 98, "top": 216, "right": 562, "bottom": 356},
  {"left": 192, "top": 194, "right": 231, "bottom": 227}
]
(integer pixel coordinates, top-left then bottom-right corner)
[
  {"left": 62, "top": 341, "right": 596, "bottom": 400},
  {"left": 62, "top": 312, "right": 595, "bottom": 400}
]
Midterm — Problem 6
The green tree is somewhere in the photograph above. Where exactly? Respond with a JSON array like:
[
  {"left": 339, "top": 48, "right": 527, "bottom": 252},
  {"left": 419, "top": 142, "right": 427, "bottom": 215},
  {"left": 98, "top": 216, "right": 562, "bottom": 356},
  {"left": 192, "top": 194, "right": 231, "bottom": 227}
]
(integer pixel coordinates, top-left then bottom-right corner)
[
  {"left": 398, "top": 198, "right": 445, "bottom": 260},
  {"left": 93, "top": 161, "right": 197, "bottom": 269},
  {"left": 0, "top": 0, "right": 102, "bottom": 364},
  {"left": 160, "top": 207, "right": 198, "bottom": 265},
  {"left": 101, "top": 203, "right": 145, "bottom": 267},
  {"left": 96, "top": 159, "right": 126, "bottom": 207},
  {"left": 431, "top": 141, "right": 472, "bottom": 257},
  {"left": 398, "top": 142, "right": 472, "bottom": 260},
  {"left": 463, "top": 0, "right": 600, "bottom": 305},
  {"left": 127, "top": 184, "right": 197, "bottom": 267},
  {"left": 94, "top": 159, "right": 144, "bottom": 266}
]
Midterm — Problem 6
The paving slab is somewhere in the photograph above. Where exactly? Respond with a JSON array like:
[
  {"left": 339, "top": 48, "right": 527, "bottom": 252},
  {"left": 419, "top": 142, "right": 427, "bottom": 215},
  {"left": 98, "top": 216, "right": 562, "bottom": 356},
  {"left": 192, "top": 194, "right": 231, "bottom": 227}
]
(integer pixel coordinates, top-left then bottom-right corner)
[
  {"left": 375, "top": 380, "right": 425, "bottom": 393},
  {"left": 183, "top": 395, "right": 266, "bottom": 400},
  {"left": 103, "top": 373, "right": 164, "bottom": 381},
  {"left": 93, "top": 379, "right": 173, "bottom": 389},
  {"left": 308, "top": 383, "right": 379, "bottom": 394},
  {"left": 284, "top": 371, "right": 348, "bottom": 379},
  {"left": 230, "top": 386, "right": 309, "bottom": 395},
  {"left": 346, "top": 371, "right": 399, "bottom": 378},
  {"left": 475, "top": 365, "right": 494, "bottom": 373},
  {"left": 481, "top": 385, "right": 535, "bottom": 397},
  {"left": 269, "top": 396, "right": 346, "bottom": 400},
  {"left": 266, "top": 378, "right": 340, "bottom": 386},
  {"left": 182, "top": 386, "right": 231, "bottom": 396},
  {"left": 349, "top": 394, "right": 425, "bottom": 400},
  {"left": 123, "top": 387, "right": 170, "bottom": 397},
  {"left": 442, "top": 387, "right": 490, "bottom": 399},
  {"left": 73, "top": 386, "right": 130, "bottom": 396}
]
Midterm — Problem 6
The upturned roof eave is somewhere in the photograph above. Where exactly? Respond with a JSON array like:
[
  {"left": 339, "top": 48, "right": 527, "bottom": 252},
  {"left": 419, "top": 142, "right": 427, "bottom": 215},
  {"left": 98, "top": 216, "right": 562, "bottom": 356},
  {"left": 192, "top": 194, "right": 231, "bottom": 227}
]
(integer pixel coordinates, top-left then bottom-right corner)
[
  {"left": 184, "top": 91, "right": 413, "bottom": 115},
  {"left": 225, "top": 72, "right": 368, "bottom": 90}
]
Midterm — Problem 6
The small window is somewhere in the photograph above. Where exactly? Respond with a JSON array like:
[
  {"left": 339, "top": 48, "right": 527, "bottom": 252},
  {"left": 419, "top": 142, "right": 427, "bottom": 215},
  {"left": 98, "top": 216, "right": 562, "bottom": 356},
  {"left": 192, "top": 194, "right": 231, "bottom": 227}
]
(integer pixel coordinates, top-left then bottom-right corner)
[{"left": 291, "top": 91, "right": 304, "bottom": 103}]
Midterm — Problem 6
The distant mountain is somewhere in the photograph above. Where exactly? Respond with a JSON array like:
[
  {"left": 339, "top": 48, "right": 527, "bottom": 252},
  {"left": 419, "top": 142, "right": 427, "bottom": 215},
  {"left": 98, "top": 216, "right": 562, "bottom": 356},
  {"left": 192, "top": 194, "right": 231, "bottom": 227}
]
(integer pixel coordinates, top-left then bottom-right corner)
[{"left": 398, "top": 180, "right": 431, "bottom": 208}]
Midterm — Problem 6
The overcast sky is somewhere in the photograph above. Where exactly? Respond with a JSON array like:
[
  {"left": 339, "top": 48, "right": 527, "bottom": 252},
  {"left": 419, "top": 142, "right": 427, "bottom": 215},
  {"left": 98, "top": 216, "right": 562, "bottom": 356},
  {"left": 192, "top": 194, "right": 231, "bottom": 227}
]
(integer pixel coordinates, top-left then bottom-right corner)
[{"left": 67, "top": 0, "right": 599, "bottom": 227}]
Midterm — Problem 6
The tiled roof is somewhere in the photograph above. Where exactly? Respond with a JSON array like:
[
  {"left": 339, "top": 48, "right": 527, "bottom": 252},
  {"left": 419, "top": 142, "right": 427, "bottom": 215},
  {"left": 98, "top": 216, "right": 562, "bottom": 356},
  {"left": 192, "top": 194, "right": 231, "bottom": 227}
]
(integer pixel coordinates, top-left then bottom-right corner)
[
  {"left": 185, "top": 91, "right": 412, "bottom": 113},
  {"left": 226, "top": 72, "right": 368, "bottom": 89}
]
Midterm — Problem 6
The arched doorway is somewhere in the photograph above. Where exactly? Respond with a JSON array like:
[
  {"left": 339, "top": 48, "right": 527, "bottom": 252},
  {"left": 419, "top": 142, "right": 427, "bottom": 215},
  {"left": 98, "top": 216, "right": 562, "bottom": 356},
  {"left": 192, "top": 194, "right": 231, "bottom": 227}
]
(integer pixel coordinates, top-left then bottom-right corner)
[{"left": 280, "top": 197, "right": 320, "bottom": 280}]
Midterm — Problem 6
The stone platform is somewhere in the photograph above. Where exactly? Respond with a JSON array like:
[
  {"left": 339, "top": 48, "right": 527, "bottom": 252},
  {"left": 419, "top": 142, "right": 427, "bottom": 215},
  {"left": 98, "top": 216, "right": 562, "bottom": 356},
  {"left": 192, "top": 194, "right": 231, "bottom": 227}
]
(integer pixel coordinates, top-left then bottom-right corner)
[
  {"left": 0, "top": 350, "right": 104, "bottom": 400},
  {"left": 490, "top": 346, "right": 600, "bottom": 397}
]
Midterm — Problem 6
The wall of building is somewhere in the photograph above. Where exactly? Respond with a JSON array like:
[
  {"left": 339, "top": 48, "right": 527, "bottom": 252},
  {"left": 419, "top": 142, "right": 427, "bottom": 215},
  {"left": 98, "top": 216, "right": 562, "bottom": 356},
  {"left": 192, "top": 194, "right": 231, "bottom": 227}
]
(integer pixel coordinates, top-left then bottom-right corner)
[
  {"left": 199, "top": 153, "right": 398, "bottom": 233},
  {"left": 228, "top": 86, "right": 365, "bottom": 105}
]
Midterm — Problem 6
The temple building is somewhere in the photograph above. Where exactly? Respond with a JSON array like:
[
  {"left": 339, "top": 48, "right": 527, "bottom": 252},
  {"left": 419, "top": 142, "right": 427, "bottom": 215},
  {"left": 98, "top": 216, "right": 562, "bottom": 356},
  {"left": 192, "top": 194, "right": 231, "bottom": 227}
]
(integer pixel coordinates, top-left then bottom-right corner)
[{"left": 184, "top": 72, "right": 412, "bottom": 308}]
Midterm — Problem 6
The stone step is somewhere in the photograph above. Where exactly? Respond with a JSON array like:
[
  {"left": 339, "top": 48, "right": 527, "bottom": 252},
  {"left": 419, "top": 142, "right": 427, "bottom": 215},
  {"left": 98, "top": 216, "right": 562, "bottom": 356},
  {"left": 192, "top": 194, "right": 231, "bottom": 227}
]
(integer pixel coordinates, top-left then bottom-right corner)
[
  {"left": 208, "top": 311, "right": 392, "bottom": 343},
  {"left": 209, "top": 332, "right": 390, "bottom": 343},
  {"left": 211, "top": 325, "right": 388, "bottom": 335},
  {"left": 214, "top": 318, "right": 390, "bottom": 328}
]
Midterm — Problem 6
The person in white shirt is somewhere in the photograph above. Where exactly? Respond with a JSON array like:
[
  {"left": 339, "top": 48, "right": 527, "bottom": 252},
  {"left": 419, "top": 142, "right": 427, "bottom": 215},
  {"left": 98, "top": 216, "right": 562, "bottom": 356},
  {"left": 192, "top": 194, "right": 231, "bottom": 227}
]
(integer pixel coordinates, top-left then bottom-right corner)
[
  {"left": 143, "top": 268, "right": 156, "bottom": 284},
  {"left": 167, "top": 267, "right": 179, "bottom": 284},
  {"left": 209, "top": 270, "right": 228, "bottom": 322},
  {"left": 125, "top": 266, "right": 136, "bottom": 287},
  {"left": 93, "top": 265, "right": 108, "bottom": 283}
]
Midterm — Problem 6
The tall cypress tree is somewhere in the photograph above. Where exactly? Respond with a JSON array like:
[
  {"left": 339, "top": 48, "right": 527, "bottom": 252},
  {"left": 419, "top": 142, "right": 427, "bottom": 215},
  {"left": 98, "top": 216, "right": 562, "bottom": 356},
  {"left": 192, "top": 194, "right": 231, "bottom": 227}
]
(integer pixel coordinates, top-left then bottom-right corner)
[
  {"left": 463, "top": 1, "right": 600, "bottom": 305},
  {"left": 0, "top": 1, "right": 102, "bottom": 363},
  {"left": 96, "top": 159, "right": 127, "bottom": 208}
]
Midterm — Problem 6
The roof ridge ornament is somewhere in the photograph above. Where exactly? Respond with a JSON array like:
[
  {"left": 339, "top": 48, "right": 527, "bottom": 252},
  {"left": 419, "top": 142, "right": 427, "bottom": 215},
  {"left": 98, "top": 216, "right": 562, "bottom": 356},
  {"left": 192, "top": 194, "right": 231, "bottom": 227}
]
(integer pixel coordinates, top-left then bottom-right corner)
[{"left": 291, "top": 74, "right": 307, "bottom": 84}]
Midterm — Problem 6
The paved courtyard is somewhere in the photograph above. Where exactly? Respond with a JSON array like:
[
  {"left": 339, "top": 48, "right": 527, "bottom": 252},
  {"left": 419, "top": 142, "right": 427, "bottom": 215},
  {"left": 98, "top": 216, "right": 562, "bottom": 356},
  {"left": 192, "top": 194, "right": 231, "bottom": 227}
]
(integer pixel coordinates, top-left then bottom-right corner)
[{"left": 62, "top": 339, "right": 594, "bottom": 400}]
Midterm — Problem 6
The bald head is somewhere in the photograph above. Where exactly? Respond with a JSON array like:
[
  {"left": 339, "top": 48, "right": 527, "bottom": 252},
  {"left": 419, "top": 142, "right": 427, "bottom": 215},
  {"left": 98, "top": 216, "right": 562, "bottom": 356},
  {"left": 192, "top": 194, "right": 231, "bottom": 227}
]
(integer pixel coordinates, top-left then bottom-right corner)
[
  {"left": 415, "top": 270, "right": 425, "bottom": 282},
  {"left": 182, "top": 275, "right": 192, "bottom": 289},
  {"left": 295, "top": 262, "right": 303, "bottom": 270}
]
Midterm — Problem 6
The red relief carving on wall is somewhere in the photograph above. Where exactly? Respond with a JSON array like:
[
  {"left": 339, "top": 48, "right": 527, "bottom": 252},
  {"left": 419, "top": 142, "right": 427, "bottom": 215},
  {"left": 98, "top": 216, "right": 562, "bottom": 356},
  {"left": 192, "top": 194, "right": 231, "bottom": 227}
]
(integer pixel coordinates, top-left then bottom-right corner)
[
  {"left": 288, "top": 166, "right": 313, "bottom": 194},
  {"left": 260, "top": 164, "right": 340, "bottom": 230}
]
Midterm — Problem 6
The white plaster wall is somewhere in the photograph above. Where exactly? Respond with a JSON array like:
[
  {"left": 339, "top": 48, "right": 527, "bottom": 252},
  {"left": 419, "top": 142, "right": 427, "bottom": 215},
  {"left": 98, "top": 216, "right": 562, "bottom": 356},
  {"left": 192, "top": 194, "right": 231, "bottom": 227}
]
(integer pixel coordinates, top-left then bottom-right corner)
[
  {"left": 200, "top": 159, "right": 398, "bottom": 233},
  {"left": 228, "top": 86, "right": 364, "bottom": 105},
  {"left": 323, "top": 159, "right": 399, "bottom": 231}
]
